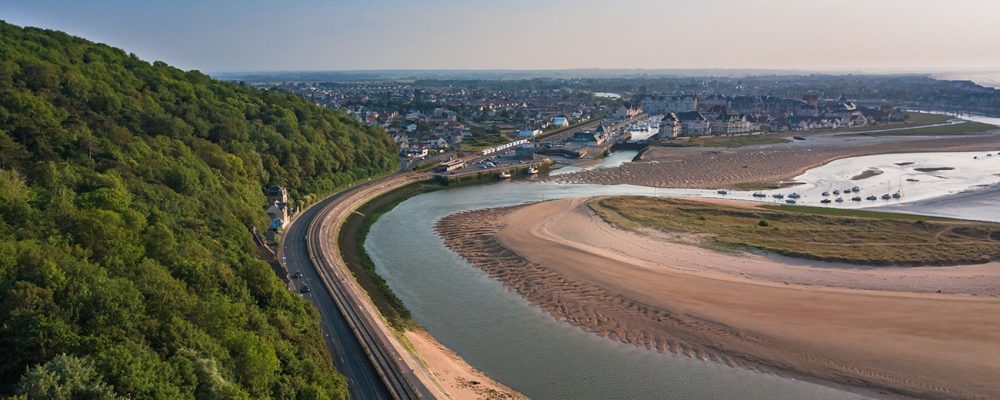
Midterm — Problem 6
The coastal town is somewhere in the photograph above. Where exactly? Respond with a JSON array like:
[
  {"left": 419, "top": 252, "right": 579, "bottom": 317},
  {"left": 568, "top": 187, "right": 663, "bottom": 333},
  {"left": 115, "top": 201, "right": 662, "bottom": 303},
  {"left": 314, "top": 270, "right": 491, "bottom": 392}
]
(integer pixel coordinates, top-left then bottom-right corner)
[
  {"left": 260, "top": 78, "right": 923, "bottom": 174},
  {"left": 243, "top": 73, "right": 1000, "bottom": 400},
  {"left": 7, "top": 3, "right": 1000, "bottom": 400}
]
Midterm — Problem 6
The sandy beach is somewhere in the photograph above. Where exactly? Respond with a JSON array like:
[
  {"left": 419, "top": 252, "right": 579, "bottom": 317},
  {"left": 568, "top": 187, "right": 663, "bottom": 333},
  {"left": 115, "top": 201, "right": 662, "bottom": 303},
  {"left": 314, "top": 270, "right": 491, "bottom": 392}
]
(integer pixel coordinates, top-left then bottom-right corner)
[
  {"left": 435, "top": 198, "right": 1000, "bottom": 400},
  {"left": 547, "top": 134, "right": 1000, "bottom": 188},
  {"left": 405, "top": 330, "right": 526, "bottom": 400}
]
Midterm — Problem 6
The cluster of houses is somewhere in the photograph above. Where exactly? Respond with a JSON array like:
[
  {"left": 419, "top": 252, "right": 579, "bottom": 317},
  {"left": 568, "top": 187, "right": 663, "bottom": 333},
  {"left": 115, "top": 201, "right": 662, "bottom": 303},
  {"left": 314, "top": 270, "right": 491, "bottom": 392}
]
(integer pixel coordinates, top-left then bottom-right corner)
[
  {"left": 642, "top": 93, "right": 907, "bottom": 138},
  {"left": 268, "top": 82, "right": 611, "bottom": 157},
  {"left": 660, "top": 111, "right": 758, "bottom": 137},
  {"left": 346, "top": 105, "right": 594, "bottom": 158},
  {"left": 343, "top": 107, "right": 471, "bottom": 158},
  {"left": 261, "top": 81, "right": 636, "bottom": 158}
]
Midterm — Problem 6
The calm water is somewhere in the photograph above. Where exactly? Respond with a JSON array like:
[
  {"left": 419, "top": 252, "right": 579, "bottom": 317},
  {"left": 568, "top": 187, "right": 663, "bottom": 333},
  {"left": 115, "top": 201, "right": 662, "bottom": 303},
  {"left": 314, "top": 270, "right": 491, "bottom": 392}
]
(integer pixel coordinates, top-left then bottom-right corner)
[
  {"left": 550, "top": 150, "right": 639, "bottom": 176},
  {"left": 367, "top": 151, "right": 1000, "bottom": 399}
]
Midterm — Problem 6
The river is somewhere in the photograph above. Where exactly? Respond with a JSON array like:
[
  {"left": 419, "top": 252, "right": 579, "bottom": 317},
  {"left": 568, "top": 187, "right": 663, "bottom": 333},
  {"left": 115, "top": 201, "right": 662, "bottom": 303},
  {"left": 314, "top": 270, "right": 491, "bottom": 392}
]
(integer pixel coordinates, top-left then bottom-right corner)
[
  {"left": 366, "top": 151, "right": 1000, "bottom": 399},
  {"left": 549, "top": 150, "right": 639, "bottom": 176}
]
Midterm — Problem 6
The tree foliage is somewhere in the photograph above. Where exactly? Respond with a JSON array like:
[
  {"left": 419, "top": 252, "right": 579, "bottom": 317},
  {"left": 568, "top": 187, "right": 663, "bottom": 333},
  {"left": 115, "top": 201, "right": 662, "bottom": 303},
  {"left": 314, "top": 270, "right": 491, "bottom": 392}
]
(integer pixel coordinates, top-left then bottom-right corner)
[{"left": 0, "top": 21, "right": 398, "bottom": 399}]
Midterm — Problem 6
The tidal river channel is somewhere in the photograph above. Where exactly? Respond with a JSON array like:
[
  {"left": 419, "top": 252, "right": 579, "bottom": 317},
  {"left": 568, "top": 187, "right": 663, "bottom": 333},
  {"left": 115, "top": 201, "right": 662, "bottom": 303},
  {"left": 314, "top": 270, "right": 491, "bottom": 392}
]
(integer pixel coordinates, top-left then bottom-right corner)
[{"left": 366, "top": 150, "right": 1000, "bottom": 399}]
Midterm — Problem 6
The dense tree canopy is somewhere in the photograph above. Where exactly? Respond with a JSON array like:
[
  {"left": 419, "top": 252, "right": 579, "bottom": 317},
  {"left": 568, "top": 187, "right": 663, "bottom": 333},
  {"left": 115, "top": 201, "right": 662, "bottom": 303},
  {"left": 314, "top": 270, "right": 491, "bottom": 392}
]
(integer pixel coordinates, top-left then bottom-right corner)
[{"left": 0, "top": 21, "right": 398, "bottom": 399}]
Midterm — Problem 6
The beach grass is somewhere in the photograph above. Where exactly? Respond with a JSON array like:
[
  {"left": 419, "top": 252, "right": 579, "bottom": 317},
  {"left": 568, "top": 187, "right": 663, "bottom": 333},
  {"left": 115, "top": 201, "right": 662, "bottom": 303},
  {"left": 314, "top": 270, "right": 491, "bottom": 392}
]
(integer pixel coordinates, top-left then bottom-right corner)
[
  {"left": 760, "top": 204, "right": 955, "bottom": 222},
  {"left": 591, "top": 196, "right": 1000, "bottom": 265}
]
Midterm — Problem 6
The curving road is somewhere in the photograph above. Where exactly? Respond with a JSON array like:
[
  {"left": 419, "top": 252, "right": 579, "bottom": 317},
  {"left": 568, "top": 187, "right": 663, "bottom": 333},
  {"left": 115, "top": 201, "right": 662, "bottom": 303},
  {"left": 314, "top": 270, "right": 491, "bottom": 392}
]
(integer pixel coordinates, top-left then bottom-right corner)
[
  {"left": 281, "top": 173, "right": 435, "bottom": 400},
  {"left": 281, "top": 185, "right": 393, "bottom": 400}
]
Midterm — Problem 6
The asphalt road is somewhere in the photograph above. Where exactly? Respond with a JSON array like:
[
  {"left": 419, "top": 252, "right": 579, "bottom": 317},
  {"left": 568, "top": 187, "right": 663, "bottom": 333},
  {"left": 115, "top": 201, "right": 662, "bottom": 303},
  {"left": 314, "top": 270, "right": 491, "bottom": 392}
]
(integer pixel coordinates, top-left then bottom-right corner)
[{"left": 281, "top": 191, "right": 392, "bottom": 400}]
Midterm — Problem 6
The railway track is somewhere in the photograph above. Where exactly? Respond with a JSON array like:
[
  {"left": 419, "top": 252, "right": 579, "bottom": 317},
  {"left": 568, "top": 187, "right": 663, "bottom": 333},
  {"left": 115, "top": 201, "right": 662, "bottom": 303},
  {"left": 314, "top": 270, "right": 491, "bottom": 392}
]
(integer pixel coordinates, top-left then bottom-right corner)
[{"left": 302, "top": 174, "right": 429, "bottom": 399}]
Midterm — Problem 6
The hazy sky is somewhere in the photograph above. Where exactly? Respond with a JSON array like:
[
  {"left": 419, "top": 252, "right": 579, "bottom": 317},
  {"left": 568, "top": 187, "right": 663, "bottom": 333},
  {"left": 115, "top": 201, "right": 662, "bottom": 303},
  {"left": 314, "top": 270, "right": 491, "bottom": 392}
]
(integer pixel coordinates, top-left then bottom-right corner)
[{"left": 3, "top": 0, "right": 1000, "bottom": 73}]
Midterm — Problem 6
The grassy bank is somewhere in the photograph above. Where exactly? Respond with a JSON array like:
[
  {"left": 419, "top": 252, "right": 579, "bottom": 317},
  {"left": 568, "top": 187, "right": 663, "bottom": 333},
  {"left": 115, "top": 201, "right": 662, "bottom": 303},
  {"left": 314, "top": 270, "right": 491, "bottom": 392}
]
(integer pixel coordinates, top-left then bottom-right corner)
[
  {"left": 824, "top": 112, "right": 950, "bottom": 134},
  {"left": 760, "top": 204, "right": 954, "bottom": 222},
  {"left": 338, "top": 180, "right": 444, "bottom": 331},
  {"left": 858, "top": 120, "right": 997, "bottom": 136},
  {"left": 697, "top": 134, "right": 791, "bottom": 148},
  {"left": 591, "top": 196, "right": 1000, "bottom": 266}
]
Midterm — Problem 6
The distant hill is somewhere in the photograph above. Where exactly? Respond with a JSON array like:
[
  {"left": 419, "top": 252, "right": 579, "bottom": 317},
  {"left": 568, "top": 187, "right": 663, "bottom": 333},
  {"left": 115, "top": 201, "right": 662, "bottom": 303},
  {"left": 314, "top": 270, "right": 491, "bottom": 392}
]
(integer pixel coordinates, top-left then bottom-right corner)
[{"left": 0, "top": 21, "right": 398, "bottom": 399}]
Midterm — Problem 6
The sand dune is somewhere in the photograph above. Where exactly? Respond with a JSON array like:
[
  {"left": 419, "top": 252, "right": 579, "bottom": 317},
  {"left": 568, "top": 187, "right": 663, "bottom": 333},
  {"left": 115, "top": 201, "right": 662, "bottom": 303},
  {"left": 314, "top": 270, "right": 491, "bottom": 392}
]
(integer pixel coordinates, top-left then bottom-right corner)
[{"left": 435, "top": 198, "right": 1000, "bottom": 400}]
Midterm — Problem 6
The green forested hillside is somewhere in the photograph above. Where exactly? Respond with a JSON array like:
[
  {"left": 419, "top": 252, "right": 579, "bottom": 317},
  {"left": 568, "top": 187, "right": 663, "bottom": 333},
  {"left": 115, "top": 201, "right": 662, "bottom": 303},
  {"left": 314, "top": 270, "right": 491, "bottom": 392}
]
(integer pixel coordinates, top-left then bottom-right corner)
[{"left": 0, "top": 21, "right": 398, "bottom": 399}]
